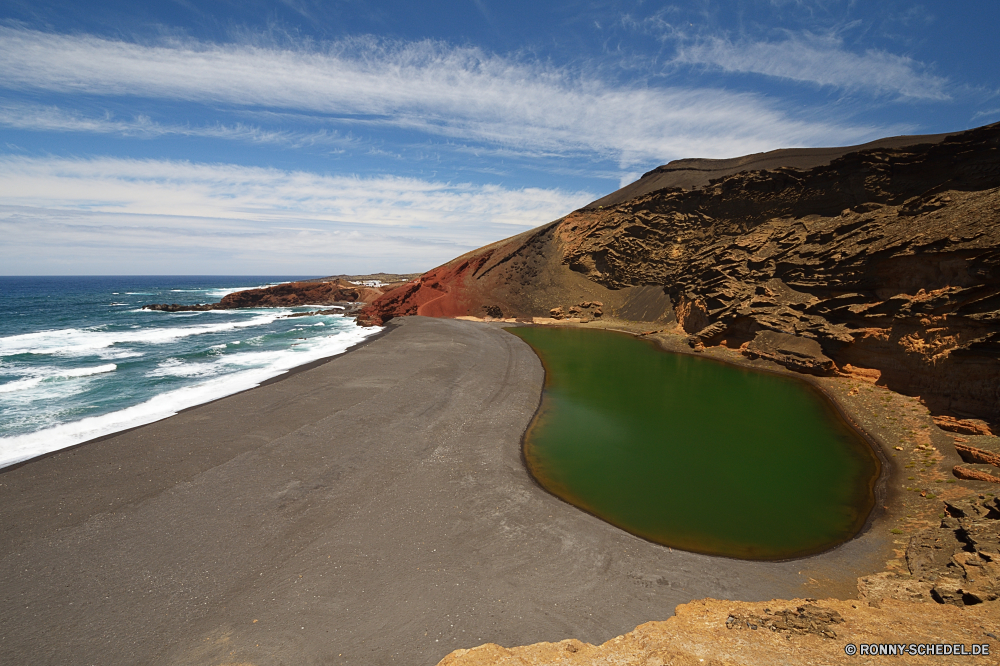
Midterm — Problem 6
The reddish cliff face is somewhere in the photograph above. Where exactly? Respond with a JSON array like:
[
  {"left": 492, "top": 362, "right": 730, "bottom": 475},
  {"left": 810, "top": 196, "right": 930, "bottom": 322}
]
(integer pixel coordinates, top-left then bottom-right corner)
[
  {"left": 356, "top": 256, "right": 495, "bottom": 325},
  {"left": 360, "top": 122, "right": 1000, "bottom": 427},
  {"left": 217, "top": 280, "right": 369, "bottom": 308},
  {"left": 144, "top": 279, "right": 391, "bottom": 313}
]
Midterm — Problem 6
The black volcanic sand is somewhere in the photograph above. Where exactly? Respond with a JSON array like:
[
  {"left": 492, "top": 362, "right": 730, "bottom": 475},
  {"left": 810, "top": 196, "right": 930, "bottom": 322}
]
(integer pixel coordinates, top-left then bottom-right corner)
[{"left": 1, "top": 317, "right": 900, "bottom": 666}]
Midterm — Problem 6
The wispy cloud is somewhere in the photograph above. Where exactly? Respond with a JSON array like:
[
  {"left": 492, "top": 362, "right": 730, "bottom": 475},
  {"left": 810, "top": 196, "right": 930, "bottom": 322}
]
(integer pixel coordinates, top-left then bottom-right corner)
[
  {"left": 0, "top": 102, "right": 353, "bottom": 149},
  {"left": 0, "top": 27, "right": 885, "bottom": 165},
  {"left": 673, "top": 33, "right": 949, "bottom": 100},
  {"left": 972, "top": 107, "right": 1000, "bottom": 122},
  {"left": 0, "top": 155, "right": 594, "bottom": 274}
]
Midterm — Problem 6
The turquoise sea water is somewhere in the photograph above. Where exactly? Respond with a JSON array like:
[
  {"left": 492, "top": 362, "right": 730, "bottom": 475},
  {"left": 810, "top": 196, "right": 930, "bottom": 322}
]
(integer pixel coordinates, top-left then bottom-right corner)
[{"left": 0, "top": 276, "right": 381, "bottom": 468}]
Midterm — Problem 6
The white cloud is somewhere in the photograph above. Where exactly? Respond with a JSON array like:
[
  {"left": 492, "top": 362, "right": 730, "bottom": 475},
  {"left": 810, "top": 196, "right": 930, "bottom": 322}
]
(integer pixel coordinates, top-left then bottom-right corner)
[
  {"left": 972, "top": 107, "right": 1000, "bottom": 122},
  {"left": 674, "top": 33, "right": 949, "bottom": 100},
  {"left": 0, "top": 102, "right": 353, "bottom": 149},
  {"left": 0, "top": 155, "right": 594, "bottom": 274},
  {"left": 0, "top": 28, "right": 884, "bottom": 165}
]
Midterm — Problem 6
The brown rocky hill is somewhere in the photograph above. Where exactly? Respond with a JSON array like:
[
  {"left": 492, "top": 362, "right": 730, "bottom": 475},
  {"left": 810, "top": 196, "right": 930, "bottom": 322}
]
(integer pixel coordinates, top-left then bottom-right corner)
[
  {"left": 359, "top": 122, "right": 1000, "bottom": 429},
  {"left": 584, "top": 128, "right": 959, "bottom": 210}
]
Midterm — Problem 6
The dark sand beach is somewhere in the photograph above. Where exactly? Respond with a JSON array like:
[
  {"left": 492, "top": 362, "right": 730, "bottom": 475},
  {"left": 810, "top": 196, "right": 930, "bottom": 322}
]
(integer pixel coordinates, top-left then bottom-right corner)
[{"left": 1, "top": 317, "right": 899, "bottom": 665}]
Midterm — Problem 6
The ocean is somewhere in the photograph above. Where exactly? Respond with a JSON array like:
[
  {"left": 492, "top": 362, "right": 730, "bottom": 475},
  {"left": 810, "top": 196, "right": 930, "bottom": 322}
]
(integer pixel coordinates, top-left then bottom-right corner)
[{"left": 0, "top": 276, "right": 382, "bottom": 469}]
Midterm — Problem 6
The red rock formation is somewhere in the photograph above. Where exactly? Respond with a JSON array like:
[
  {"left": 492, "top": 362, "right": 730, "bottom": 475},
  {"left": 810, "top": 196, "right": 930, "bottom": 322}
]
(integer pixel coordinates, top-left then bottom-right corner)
[
  {"left": 218, "top": 280, "right": 362, "bottom": 308},
  {"left": 356, "top": 255, "right": 495, "bottom": 325},
  {"left": 145, "top": 279, "right": 388, "bottom": 313}
]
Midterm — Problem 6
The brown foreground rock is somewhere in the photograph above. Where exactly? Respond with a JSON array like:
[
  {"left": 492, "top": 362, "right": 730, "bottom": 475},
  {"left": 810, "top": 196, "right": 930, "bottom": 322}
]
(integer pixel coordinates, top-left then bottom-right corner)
[
  {"left": 438, "top": 494, "right": 1000, "bottom": 665},
  {"left": 438, "top": 597, "right": 998, "bottom": 666}
]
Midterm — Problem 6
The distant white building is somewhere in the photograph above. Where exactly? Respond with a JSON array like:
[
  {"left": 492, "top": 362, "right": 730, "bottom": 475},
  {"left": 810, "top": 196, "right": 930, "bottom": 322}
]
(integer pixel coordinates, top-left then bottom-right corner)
[{"left": 350, "top": 280, "right": 385, "bottom": 287}]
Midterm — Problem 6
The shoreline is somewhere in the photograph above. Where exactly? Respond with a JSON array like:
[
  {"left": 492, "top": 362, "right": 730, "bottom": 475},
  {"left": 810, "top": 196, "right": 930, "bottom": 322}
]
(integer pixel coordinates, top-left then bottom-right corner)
[
  {"left": 0, "top": 316, "right": 971, "bottom": 665},
  {"left": 0, "top": 318, "right": 391, "bottom": 474}
]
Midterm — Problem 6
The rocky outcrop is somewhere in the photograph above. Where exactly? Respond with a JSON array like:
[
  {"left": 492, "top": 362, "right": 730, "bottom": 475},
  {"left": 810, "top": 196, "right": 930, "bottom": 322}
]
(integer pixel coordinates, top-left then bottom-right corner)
[
  {"left": 899, "top": 496, "right": 1000, "bottom": 605},
  {"left": 935, "top": 416, "right": 995, "bottom": 436},
  {"left": 216, "top": 280, "right": 364, "bottom": 307},
  {"left": 955, "top": 466, "right": 1000, "bottom": 484},
  {"left": 955, "top": 442, "right": 1000, "bottom": 467},
  {"left": 144, "top": 279, "right": 386, "bottom": 313},
  {"left": 742, "top": 330, "right": 837, "bottom": 375},
  {"left": 438, "top": 598, "right": 998, "bottom": 666},
  {"left": 143, "top": 303, "right": 218, "bottom": 312},
  {"left": 438, "top": 496, "right": 1000, "bottom": 666},
  {"left": 361, "top": 122, "right": 1000, "bottom": 426}
]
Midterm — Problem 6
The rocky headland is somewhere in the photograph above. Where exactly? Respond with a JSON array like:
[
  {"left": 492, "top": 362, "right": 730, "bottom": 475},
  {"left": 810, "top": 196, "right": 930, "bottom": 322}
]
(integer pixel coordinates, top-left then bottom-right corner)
[{"left": 142, "top": 275, "right": 417, "bottom": 314}]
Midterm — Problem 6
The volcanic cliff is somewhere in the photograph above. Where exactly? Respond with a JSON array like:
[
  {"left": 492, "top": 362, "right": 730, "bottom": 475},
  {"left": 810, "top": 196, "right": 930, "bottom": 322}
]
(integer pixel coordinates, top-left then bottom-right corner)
[
  {"left": 143, "top": 277, "right": 404, "bottom": 313},
  {"left": 359, "top": 122, "right": 1000, "bottom": 430}
]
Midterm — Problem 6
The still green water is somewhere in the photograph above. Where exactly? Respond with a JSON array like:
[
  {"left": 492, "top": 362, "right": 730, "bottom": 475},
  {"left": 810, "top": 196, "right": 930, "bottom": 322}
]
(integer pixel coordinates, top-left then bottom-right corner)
[{"left": 508, "top": 326, "right": 880, "bottom": 560}]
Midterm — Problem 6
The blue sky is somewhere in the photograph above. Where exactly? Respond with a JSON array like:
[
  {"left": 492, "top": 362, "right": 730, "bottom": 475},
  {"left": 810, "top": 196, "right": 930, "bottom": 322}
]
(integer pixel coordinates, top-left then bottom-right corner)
[{"left": 1, "top": 0, "right": 997, "bottom": 275}]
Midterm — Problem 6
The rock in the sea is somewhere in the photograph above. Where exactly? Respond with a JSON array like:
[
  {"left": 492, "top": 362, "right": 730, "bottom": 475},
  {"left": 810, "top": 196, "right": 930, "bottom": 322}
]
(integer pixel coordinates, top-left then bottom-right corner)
[{"left": 142, "top": 303, "right": 216, "bottom": 312}]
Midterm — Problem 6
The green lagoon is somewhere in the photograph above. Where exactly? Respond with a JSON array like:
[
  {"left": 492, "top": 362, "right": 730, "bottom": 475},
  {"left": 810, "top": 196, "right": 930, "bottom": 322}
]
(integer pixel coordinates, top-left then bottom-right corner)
[{"left": 508, "top": 326, "right": 881, "bottom": 560}]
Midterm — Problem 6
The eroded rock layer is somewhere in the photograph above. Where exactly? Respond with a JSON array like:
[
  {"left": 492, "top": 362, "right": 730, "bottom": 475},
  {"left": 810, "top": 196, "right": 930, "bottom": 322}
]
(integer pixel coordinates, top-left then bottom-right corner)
[
  {"left": 438, "top": 597, "right": 998, "bottom": 666},
  {"left": 359, "top": 123, "right": 1000, "bottom": 426}
]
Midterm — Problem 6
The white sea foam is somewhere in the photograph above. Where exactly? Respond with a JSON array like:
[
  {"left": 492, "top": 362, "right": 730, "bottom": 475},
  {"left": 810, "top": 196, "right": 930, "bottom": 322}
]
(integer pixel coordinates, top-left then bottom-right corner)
[
  {"left": 58, "top": 363, "right": 117, "bottom": 378},
  {"left": 146, "top": 358, "right": 223, "bottom": 379},
  {"left": 0, "top": 313, "right": 284, "bottom": 357},
  {"left": 97, "top": 349, "right": 144, "bottom": 360},
  {"left": 0, "top": 363, "right": 117, "bottom": 393},
  {"left": 0, "top": 377, "right": 43, "bottom": 393},
  {"left": 0, "top": 325, "right": 380, "bottom": 469}
]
